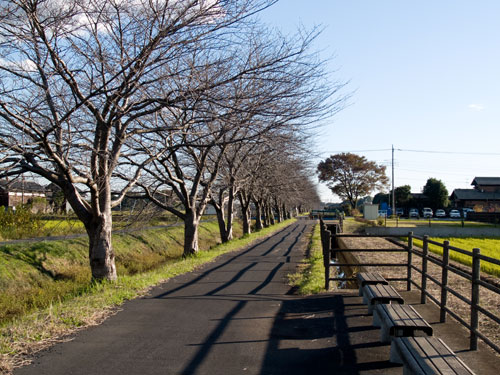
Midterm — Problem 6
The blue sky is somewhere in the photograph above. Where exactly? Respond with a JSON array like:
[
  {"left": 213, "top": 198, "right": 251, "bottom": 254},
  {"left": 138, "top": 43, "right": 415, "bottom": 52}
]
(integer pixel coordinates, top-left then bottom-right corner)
[{"left": 259, "top": 1, "right": 500, "bottom": 202}]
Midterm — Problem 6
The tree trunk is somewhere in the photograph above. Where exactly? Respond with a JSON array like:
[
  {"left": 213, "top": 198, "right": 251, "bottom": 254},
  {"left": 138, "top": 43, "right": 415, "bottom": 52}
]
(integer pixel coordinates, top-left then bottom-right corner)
[
  {"left": 214, "top": 203, "right": 230, "bottom": 243},
  {"left": 225, "top": 188, "right": 235, "bottom": 241},
  {"left": 269, "top": 205, "right": 275, "bottom": 225},
  {"left": 238, "top": 191, "right": 252, "bottom": 235},
  {"left": 86, "top": 214, "right": 117, "bottom": 281},
  {"left": 254, "top": 200, "right": 263, "bottom": 230},
  {"left": 184, "top": 210, "right": 200, "bottom": 256},
  {"left": 275, "top": 202, "right": 282, "bottom": 223},
  {"left": 282, "top": 203, "right": 288, "bottom": 220},
  {"left": 241, "top": 204, "right": 251, "bottom": 235},
  {"left": 263, "top": 202, "right": 269, "bottom": 227},
  {"left": 264, "top": 202, "right": 274, "bottom": 226}
]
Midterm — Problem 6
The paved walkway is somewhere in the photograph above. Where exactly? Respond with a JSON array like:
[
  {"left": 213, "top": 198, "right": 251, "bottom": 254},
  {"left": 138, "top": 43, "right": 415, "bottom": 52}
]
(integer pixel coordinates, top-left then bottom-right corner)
[{"left": 15, "top": 219, "right": 500, "bottom": 374}]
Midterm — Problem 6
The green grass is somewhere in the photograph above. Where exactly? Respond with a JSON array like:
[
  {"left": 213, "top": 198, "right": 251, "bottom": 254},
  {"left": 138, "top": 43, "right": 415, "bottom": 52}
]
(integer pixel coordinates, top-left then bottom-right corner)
[
  {"left": 37, "top": 219, "right": 86, "bottom": 236},
  {"left": 288, "top": 224, "right": 327, "bottom": 294},
  {"left": 413, "top": 236, "right": 500, "bottom": 277},
  {"left": 0, "top": 221, "right": 230, "bottom": 323},
  {"left": 0, "top": 218, "right": 294, "bottom": 372},
  {"left": 0, "top": 212, "right": 198, "bottom": 241}
]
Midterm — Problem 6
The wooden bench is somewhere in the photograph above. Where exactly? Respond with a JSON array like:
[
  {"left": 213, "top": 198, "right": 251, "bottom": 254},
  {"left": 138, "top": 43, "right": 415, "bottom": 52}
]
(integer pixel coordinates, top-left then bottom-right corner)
[
  {"left": 362, "top": 284, "right": 404, "bottom": 314},
  {"left": 373, "top": 304, "right": 433, "bottom": 343},
  {"left": 390, "top": 336, "right": 476, "bottom": 374},
  {"left": 356, "top": 272, "right": 388, "bottom": 296}
]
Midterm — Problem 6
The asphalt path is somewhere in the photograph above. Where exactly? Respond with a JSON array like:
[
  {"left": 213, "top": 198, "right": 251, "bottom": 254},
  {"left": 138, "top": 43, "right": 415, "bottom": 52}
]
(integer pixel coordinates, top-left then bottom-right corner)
[
  {"left": 14, "top": 217, "right": 500, "bottom": 375},
  {"left": 16, "top": 218, "right": 345, "bottom": 375}
]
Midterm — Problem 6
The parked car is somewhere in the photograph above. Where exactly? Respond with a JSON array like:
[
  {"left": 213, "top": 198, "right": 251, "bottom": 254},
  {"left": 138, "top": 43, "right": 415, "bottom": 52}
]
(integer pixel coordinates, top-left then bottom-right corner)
[
  {"left": 435, "top": 209, "right": 446, "bottom": 218},
  {"left": 378, "top": 210, "right": 387, "bottom": 218},
  {"left": 409, "top": 208, "right": 419, "bottom": 218},
  {"left": 462, "top": 208, "right": 475, "bottom": 218},
  {"left": 396, "top": 208, "right": 404, "bottom": 216},
  {"left": 449, "top": 209, "right": 461, "bottom": 218},
  {"left": 422, "top": 207, "right": 433, "bottom": 218}
]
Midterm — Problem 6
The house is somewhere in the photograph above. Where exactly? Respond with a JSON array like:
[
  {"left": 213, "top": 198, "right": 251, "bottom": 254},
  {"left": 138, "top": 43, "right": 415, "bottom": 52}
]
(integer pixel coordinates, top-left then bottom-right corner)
[
  {"left": 450, "top": 177, "right": 500, "bottom": 212},
  {"left": 45, "top": 183, "right": 73, "bottom": 213},
  {"left": 0, "top": 180, "right": 47, "bottom": 212}
]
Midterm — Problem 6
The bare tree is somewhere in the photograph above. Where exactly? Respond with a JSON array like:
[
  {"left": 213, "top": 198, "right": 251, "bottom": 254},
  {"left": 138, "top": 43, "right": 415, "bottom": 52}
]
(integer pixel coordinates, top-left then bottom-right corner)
[
  {"left": 134, "top": 21, "right": 345, "bottom": 255},
  {"left": 234, "top": 131, "right": 320, "bottom": 231},
  {"left": 0, "top": 0, "right": 275, "bottom": 280}
]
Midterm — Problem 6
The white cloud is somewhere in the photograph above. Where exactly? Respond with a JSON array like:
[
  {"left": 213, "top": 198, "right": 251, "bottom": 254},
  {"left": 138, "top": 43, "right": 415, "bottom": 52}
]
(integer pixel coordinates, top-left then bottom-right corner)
[
  {"left": 468, "top": 104, "right": 485, "bottom": 111},
  {"left": 0, "top": 57, "right": 36, "bottom": 72}
]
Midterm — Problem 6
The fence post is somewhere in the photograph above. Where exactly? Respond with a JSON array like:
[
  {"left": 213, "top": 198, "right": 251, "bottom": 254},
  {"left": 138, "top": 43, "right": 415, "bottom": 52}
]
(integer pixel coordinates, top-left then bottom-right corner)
[
  {"left": 440, "top": 240, "right": 450, "bottom": 323},
  {"left": 321, "top": 225, "right": 331, "bottom": 290},
  {"left": 420, "top": 235, "right": 429, "bottom": 304},
  {"left": 470, "top": 247, "right": 481, "bottom": 350},
  {"left": 330, "top": 224, "right": 339, "bottom": 259},
  {"left": 407, "top": 232, "right": 413, "bottom": 291}
]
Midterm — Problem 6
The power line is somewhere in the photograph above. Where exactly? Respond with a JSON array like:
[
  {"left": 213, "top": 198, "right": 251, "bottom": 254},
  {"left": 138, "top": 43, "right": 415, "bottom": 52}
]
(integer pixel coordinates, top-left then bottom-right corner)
[
  {"left": 321, "top": 149, "right": 391, "bottom": 154},
  {"left": 397, "top": 148, "right": 500, "bottom": 156},
  {"left": 321, "top": 148, "right": 500, "bottom": 156}
]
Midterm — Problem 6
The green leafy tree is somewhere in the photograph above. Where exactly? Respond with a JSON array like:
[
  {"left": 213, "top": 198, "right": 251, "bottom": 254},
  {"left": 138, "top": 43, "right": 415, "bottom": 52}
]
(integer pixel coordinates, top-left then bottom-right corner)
[
  {"left": 317, "top": 153, "right": 389, "bottom": 209},
  {"left": 423, "top": 178, "right": 449, "bottom": 210},
  {"left": 394, "top": 185, "right": 412, "bottom": 208},
  {"left": 373, "top": 192, "right": 389, "bottom": 205}
]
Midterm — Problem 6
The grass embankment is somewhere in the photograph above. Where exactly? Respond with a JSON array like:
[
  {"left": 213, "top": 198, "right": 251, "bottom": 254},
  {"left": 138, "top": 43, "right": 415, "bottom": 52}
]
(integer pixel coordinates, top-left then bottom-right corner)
[
  {"left": 288, "top": 223, "right": 327, "bottom": 294},
  {"left": 287, "top": 218, "right": 369, "bottom": 294},
  {"left": 0, "top": 212, "right": 185, "bottom": 241},
  {"left": 0, "top": 219, "right": 295, "bottom": 372},
  {"left": 413, "top": 237, "right": 500, "bottom": 278}
]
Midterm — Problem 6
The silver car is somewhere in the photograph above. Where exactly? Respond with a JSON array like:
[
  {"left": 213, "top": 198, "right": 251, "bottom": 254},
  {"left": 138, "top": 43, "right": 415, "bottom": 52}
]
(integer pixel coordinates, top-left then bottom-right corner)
[
  {"left": 435, "top": 209, "right": 446, "bottom": 218},
  {"left": 409, "top": 208, "right": 419, "bottom": 218},
  {"left": 422, "top": 208, "right": 433, "bottom": 218}
]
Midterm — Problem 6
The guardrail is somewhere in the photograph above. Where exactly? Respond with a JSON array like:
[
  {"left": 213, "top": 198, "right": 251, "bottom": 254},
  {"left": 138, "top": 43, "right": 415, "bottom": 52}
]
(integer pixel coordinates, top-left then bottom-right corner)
[
  {"left": 319, "top": 219, "right": 500, "bottom": 354},
  {"left": 413, "top": 234, "right": 500, "bottom": 352}
]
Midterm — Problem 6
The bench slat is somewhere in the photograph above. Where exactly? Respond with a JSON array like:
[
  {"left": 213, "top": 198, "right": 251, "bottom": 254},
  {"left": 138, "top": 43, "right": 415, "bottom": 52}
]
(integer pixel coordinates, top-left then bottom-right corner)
[
  {"left": 411, "top": 336, "right": 452, "bottom": 373},
  {"left": 389, "top": 304, "right": 431, "bottom": 330},
  {"left": 357, "top": 272, "right": 388, "bottom": 296},
  {"left": 357, "top": 272, "right": 387, "bottom": 285},
  {"left": 423, "top": 338, "right": 476, "bottom": 375},
  {"left": 363, "top": 284, "right": 404, "bottom": 314},
  {"left": 374, "top": 304, "right": 432, "bottom": 343},
  {"left": 392, "top": 337, "right": 476, "bottom": 375}
]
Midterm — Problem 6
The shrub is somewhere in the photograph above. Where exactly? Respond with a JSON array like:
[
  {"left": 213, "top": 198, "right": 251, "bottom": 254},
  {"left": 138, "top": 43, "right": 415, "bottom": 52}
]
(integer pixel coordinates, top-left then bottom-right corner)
[
  {"left": 0, "top": 206, "right": 43, "bottom": 239},
  {"left": 354, "top": 217, "right": 376, "bottom": 226}
]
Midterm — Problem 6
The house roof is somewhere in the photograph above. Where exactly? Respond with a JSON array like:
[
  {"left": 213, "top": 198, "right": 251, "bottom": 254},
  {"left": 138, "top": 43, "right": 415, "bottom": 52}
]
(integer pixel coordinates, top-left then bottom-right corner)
[
  {"left": 410, "top": 193, "right": 427, "bottom": 200},
  {"left": 451, "top": 189, "right": 500, "bottom": 201},
  {"left": 471, "top": 177, "right": 500, "bottom": 186},
  {"left": 0, "top": 180, "right": 45, "bottom": 193}
]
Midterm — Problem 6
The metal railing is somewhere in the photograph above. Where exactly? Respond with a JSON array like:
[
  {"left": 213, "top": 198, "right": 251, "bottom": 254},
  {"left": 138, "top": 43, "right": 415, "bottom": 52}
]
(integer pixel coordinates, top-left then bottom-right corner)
[
  {"left": 319, "top": 219, "right": 500, "bottom": 354},
  {"left": 412, "top": 234, "right": 500, "bottom": 352}
]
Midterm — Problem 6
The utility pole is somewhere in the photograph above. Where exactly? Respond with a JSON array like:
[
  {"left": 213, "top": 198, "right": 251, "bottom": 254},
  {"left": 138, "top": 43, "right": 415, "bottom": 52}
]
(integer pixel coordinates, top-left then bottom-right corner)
[{"left": 392, "top": 145, "right": 395, "bottom": 217}]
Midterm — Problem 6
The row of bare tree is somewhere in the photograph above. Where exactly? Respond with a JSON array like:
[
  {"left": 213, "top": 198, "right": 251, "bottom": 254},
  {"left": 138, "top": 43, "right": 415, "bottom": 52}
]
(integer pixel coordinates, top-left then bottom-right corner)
[{"left": 0, "top": 0, "right": 345, "bottom": 280}]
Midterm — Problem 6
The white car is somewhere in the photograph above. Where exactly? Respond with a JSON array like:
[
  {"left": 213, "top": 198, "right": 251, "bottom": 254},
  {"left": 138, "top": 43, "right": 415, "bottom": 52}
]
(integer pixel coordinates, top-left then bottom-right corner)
[
  {"left": 422, "top": 208, "right": 433, "bottom": 218},
  {"left": 435, "top": 209, "right": 446, "bottom": 218},
  {"left": 462, "top": 208, "right": 474, "bottom": 218},
  {"left": 409, "top": 208, "right": 419, "bottom": 218},
  {"left": 449, "top": 209, "right": 461, "bottom": 218}
]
